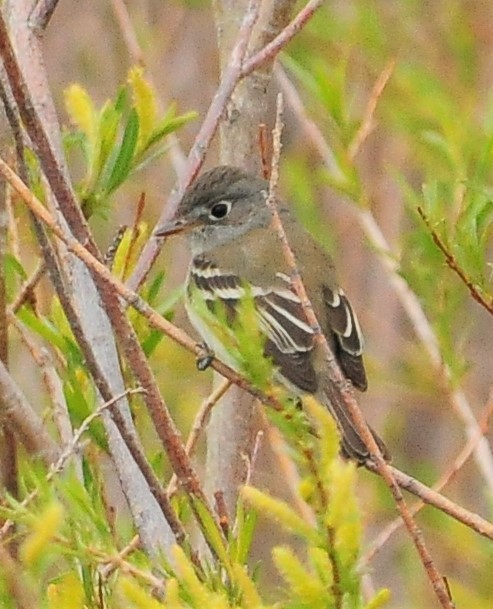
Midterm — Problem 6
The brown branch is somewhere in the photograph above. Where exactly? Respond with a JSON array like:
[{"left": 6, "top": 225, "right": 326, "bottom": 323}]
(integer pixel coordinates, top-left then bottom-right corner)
[
  {"left": 0, "top": 159, "right": 18, "bottom": 501},
  {"left": 28, "top": 0, "right": 60, "bottom": 32},
  {"left": 372, "top": 463, "right": 493, "bottom": 541},
  {"left": 241, "top": 0, "right": 324, "bottom": 78},
  {"left": 417, "top": 206, "right": 493, "bottom": 316},
  {"left": 0, "top": 358, "right": 60, "bottom": 466},
  {"left": 10, "top": 261, "right": 45, "bottom": 314},
  {"left": 348, "top": 59, "right": 396, "bottom": 161},
  {"left": 2, "top": 157, "right": 492, "bottom": 546},
  {"left": 266, "top": 95, "right": 454, "bottom": 609}
]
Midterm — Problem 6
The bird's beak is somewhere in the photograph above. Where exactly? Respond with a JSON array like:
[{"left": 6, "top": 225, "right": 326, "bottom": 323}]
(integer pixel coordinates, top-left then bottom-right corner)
[{"left": 155, "top": 216, "right": 196, "bottom": 238}]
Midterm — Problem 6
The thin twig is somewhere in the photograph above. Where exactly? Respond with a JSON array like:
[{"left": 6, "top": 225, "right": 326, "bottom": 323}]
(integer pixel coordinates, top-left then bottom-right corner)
[
  {"left": 9, "top": 261, "right": 45, "bottom": 314},
  {"left": 417, "top": 206, "right": 493, "bottom": 316},
  {"left": 167, "top": 378, "right": 232, "bottom": 496},
  {"left": 242, "top": 0, "right": 325, "bottom": 77},
  {"left": 0, "top": 357, "right": 60, "bottom": 465},
  {"left": 266, "top": 94, "right": 454, "bottom": 609},
  {"left": 10, "top": 315, "right": 74, "bottom": 450},
  {"left": 2, "top": 157, "right": 492, "bottom": 544},
  {"left": 28, "top": 0, "right": 60, "bottom": 32},
  {"left": 98, "top": 534, "right": 141, "bottom": 579},
  {"left": 244, "top": 429, "right": 264, "bottom": 488},
  {"left": 348, "top": 59, "right": 396, "bottom": 160},
  {"left": 91, "top": 545, "right": 165, "bottom": 591}
]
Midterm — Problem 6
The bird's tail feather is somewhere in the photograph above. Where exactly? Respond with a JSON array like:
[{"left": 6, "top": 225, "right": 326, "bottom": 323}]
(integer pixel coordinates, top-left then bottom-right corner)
[{"left": 318, "top": 379, "right": 390, "bottom": 463}]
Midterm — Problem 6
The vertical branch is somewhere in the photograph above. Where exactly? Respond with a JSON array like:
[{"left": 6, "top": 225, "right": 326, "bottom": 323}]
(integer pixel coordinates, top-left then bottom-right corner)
[
  {"left": 0, "top": 166, "right": 17, "bottom": 501},
  {"left": 206, "top": 0, "right": 298, "bottom": 517}
]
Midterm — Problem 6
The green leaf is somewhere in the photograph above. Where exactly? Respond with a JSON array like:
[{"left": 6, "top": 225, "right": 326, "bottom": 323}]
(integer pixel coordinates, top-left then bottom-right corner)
[
  {"left": 190, "top": 497, "right": 231, "bottom": 575},
  {"left": 241, "top": 486, "right": 320, "bottom": 544},
  {"left": 105, "top": 108, "right": 140, "bottom": 195}
]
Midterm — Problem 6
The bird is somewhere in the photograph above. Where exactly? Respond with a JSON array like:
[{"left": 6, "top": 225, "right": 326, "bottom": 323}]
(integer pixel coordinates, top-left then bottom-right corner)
[{"left": 156, "top": 165, "right": 388, "bottom": 463}]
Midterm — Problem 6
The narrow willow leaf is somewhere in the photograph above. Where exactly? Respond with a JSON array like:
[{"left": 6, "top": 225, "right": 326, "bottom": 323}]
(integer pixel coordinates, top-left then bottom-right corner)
[
  {"left": 363, "top": 588, "right": 391, "bottom": 609},
  {"left": 190, "top": 498, "right": 232, "bottom": 574},
  {"left": 105, "top": 108, "right": 140, "bottom": 194},
  {"left": 303, "top": 396, "right": 340, "bottom": 472},
  {"left": 232, "top": 499, "right": 257, "bottom": 565},
  {"left": 91, "top": 100, "right": 121, "bottom": 190},
  {"left": 128, "top": 66, "right": 158, "bottom": 152},
  {"left": 171, "top": 545, "right": 224, "bottom": 608},
  {"left": 20, "top": 501, "right": 64, "bottom": 566},
  {"left": 117, "top": 576, "right": 164, "bottom": 609},
  {"left": 241, "top": 486, "right": 320, "bottom": 544},
  {"left": 143, "top": 110, "right": 198, "bottom": 153},
  {"left": 64, "top": 84, "right": 97, "bottom": 147},
  {"left": 47, "top": 572, "right": 85, "bottom": 609},
  {"left": 231, "top": 563, "right": 263, "bottom": 609},
  {"left": 163, "top": 578, "right": 184, "bottom": 609},
  {"left": 272, "top": 546, "right": 326, "bottom": 603}
]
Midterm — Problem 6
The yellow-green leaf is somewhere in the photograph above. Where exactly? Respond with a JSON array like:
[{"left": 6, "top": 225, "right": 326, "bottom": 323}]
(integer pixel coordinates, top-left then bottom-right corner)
[
  {"left": 20, "top": 501, "right": 64, "bottom": 566},
  {"left": 241, "top": 486, "right": 320, "bottom": 544},
  {"left": 272, "top": 546, "right": 326, "bottom": 602},
  {"left": 232, "top": 563, "right": 262, "bottom": 609},
  {"left": 128, "top": 67, "right": 157, "bottom": 152},
  {"left": 364, "top": 587, "right": 391, "bottom": 609},
  {"left": 118, "top": 576, "right": 164, "bottom": 609},
  {"left": 105, "top": 108, "right": 139, "bottom": 194},
  {"left": 64, "top": 84, "right": 97, "bottom": 146},
  {"left": 47, "top": 572, "right": 85, "bottom": 609}
]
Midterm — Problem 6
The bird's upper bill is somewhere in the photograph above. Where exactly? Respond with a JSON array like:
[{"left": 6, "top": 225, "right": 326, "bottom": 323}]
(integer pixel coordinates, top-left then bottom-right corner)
[{"left": 154, "top": 215, "right": 198, "bottom": 238}]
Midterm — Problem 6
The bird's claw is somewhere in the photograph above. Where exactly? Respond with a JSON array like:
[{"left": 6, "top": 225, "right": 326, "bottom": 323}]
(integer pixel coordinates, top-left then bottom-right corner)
[{"left": 196, "top": 343, "right": 214, "bottom": 371}]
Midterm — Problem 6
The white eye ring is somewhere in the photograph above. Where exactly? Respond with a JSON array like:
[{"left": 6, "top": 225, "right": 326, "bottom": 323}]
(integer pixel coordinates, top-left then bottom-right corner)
[{"left": 208, "top": 200, "right": 232, "bottom": 221}]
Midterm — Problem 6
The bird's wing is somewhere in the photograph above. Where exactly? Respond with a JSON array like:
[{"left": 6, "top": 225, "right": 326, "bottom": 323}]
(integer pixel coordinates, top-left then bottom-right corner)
[
  {"left": 321, "top": 284, "right": 367, "bottom": 391},
  {"left": 189, "top": 257, "right": 317, "bottom": 392}
]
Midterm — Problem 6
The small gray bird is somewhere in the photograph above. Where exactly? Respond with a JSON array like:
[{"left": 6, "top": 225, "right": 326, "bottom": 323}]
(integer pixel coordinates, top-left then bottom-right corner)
[{"left": 156, "top": 166, "right": 388, "bottom": 462}]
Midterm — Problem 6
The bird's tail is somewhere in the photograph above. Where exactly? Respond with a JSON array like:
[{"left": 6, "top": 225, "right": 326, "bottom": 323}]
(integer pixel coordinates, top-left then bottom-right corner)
[{"left": 318, "top": 379, "right": 390, "bottom": 464}]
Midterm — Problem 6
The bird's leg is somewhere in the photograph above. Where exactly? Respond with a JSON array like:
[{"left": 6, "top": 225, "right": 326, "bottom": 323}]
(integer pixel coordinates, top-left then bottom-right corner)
[{"left": 196, "top": 342, "right": 215, "bottom": 371}]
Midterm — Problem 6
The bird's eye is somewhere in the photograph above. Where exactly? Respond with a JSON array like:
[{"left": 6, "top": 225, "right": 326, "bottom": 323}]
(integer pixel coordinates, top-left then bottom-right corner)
[{"left": 209, "top": 200, "right": 232, "bottom": 221}]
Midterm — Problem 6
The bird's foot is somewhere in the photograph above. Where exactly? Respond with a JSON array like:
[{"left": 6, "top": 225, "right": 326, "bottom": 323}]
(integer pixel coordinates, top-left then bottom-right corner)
[{"left": 196, "top": 342, "right": 215, "bottom": 371}]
